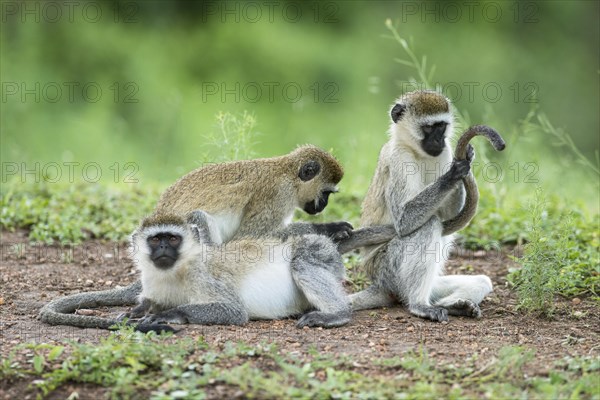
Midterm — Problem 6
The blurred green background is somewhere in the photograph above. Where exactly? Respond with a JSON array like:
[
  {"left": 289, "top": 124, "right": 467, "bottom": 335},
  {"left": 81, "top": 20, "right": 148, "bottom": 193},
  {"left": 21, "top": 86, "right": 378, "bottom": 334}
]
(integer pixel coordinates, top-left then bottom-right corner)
[{"left": 1, "top": 0, "right": 598, "bottom": 210}]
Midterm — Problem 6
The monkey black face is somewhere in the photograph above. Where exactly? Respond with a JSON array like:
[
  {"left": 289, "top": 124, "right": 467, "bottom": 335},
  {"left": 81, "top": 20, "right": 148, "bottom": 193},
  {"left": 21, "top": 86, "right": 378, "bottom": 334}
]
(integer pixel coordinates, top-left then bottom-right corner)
[
  {"left": 147, "top": 233, "right": 182, "bottom": 269},
  {"left": 420, "top": 122, "right": 448, "bottom": 157},
  {"left": 303, "top": 190, "right": 334, "bottom": 215}
]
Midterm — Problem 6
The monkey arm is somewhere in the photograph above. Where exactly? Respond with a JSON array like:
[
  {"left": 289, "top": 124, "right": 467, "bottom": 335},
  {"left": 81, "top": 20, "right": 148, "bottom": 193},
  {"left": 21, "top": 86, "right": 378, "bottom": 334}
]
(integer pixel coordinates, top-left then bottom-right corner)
[
  {"left": 441, "top": 176, "right": 476, "bottom": 236},
  {"left": 442, "top": 180, "right": 467, "bottom": 222},
  {"left": 118, "top": 296, "right": 154, "bottom": 320},
  {"left": 335, "top": 225, "right": 397, "bottom": 254},
  {"left": 272, "top": 222, "right": 354, "bottom": 241},
  {"left": 186, "top": 210, "right": 225, "bottom": 244},
  {"left": 137, "top": 273, "right": 249, "bottom": 326},
  {"left": 387, "top": 158, "right": 471, "bottom": 237}
]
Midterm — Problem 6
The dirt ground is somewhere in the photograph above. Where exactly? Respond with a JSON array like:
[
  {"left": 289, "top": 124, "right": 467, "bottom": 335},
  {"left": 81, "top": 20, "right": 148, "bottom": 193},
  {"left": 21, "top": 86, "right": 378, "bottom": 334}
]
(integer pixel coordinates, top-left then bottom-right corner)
[{"left": 1, "top": 229, "right": 599, "bottom": 399}]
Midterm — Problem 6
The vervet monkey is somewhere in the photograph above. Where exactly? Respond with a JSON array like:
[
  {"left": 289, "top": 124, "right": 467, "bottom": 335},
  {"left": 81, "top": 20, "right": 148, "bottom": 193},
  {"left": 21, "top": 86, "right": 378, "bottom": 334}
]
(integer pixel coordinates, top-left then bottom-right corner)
[
  {"left": 155, "top": 145, "right": 354, "bottom": 242},
  {"left": 352, "top": 90, "right": 504, "bottom": 322},
  {"left": 42, "top": 211, "right": 353, "bottom": 330}
]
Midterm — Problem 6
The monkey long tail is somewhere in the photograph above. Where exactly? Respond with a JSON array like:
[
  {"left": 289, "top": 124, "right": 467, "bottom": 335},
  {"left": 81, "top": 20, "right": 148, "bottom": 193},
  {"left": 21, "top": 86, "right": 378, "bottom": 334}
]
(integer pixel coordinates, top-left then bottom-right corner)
[
  {"left": 337, "top": 225, "right": 397, "bottom": 254},
  {"left": 39, "top": 281, "right": 176, "bottom": 333},
  {"left": 442, "top": 125, "right": 505, "bottom": 236}
]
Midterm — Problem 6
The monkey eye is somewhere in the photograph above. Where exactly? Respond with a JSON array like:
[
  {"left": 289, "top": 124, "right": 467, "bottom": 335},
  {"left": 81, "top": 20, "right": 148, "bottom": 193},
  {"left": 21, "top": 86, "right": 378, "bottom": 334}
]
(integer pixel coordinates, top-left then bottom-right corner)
[
  {"left": 149, "top": 236, "right": 160, "bottom": 245},
  {"left": 422, "top": 125, "right": 434, "bottom": 135},
  {"left": 299, "top": 160, "right": 321, "bottom": 181},
  {"left": 169, "top": 236, "right": 181, "bottom": 245}
]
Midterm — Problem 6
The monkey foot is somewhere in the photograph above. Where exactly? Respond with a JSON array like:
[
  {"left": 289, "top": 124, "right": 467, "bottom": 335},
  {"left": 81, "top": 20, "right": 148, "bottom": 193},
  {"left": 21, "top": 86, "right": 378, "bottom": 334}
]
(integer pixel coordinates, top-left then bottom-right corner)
[
  {"left": 409, "top": 304, "right": 449, "bottom": 322},
  {"left": 139, "top": 311, "right": 187, "bottom": 325},
  {"left": 446, "top": 299, "right": 481, "bottom": 318},
  {"left": 296, "top": 311, "right": 351, "bottom": 328}
]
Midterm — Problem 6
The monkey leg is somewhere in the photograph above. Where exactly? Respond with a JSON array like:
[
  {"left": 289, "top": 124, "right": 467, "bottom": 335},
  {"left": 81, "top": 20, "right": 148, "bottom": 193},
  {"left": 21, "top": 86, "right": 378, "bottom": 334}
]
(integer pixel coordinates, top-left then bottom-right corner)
[
  {"left": 139, "top": 302, "right": 249, "bottom": 326},
  {"left": 382, "top": 217, "right": 450, "bottom": 322},
  {"left": 430, "top": 275, "right": 493, "bottom": 318},
  {"left": 294, "top": 269, "right": 351, "bottom": 328},
  {"left": 291, "top": 236, "right": 351, "bottom": 328},
  {"left": 349, "top": 285, "right": 395, "bottom": 311}
]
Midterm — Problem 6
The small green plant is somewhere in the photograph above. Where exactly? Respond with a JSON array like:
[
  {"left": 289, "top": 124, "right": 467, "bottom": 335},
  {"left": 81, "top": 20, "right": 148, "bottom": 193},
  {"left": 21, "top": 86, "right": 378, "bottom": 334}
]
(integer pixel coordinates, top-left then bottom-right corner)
[
  {"left": 6, "top": 327, "right": 187, "bottom": 399},
  {"left": 535, "top": 111, "right": 600, "bottom": 177},
  {"left": 508, "top": 188, "right": 599, "bottom": 314},
  {"left": 512, "top": 188, "right": 564, "bottom": 315},
  {"left": 201, "top": 111, "right": 260, "bottom": 162}
]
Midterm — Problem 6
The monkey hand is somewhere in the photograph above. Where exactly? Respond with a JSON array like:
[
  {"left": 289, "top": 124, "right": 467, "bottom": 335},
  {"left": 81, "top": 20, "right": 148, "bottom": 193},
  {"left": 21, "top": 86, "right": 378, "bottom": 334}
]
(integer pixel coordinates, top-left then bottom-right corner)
[
  {"left": 465, "top": 143, "right": 475, "bottom": 162},
  {"left": 446, "top": 157, "right": 471, "bottom": 182},
  {"left": 314, "top": 221, "right": 354, "bottom": 241},
  {"left": 139, "top": 309, "right": 187, "bottom": 325}
]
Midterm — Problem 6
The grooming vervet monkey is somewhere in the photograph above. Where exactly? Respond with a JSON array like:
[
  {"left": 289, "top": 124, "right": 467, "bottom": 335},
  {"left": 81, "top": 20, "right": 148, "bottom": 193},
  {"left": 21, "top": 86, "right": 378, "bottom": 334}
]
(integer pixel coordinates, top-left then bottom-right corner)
[
  {"left": 351, "top": 90, "right": 504, "bottom": 322},
  {"left": 155, "top": 144, "right": 354, "bottom": 242},
  {"left": 42, "top": 211, "right": 354, "bottom": 330}
]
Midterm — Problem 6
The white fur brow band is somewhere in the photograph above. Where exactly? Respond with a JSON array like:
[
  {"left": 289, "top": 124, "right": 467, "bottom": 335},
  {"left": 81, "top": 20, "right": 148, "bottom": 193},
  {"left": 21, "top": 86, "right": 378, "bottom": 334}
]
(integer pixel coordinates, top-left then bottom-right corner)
[
  {"left": 419, "top": 113, "right": 453, "bottom": 125},
  {"left": 143, "top": 225, "right": 187, "bottom": 238}
]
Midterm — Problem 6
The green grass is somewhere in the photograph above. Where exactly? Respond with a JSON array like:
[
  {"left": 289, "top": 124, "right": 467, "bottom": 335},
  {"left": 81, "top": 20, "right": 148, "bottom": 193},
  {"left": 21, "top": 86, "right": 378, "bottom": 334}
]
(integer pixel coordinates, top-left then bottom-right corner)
[
  {"left": 1, "top": 328, "right": 598, "bottom": 400},
  {"left": 0, "top": 180, "right": 160, "bottom": 244}
]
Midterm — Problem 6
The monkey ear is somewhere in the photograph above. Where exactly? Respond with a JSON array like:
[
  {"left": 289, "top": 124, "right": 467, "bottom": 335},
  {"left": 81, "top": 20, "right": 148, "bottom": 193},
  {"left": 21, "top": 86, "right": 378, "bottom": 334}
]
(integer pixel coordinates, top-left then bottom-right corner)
[
  {"left": 391, "top": 103, "right": 406, "bottom": 123},
  {"left": 298, "top": 160, "right": 321, "bottom": 182},
  {"left": 189, "top": 224, "right": 202, "bottom": 242},
  {"left": 187, "top": 210, "right": 205, "bottom": 225}
]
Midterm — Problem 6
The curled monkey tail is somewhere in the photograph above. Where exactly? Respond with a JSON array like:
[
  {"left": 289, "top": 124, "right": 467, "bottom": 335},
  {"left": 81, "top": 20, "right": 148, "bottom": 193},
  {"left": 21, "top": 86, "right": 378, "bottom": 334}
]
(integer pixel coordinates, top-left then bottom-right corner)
[{"left": 442, "top": 125, "right": 506, "bottom": 236}]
